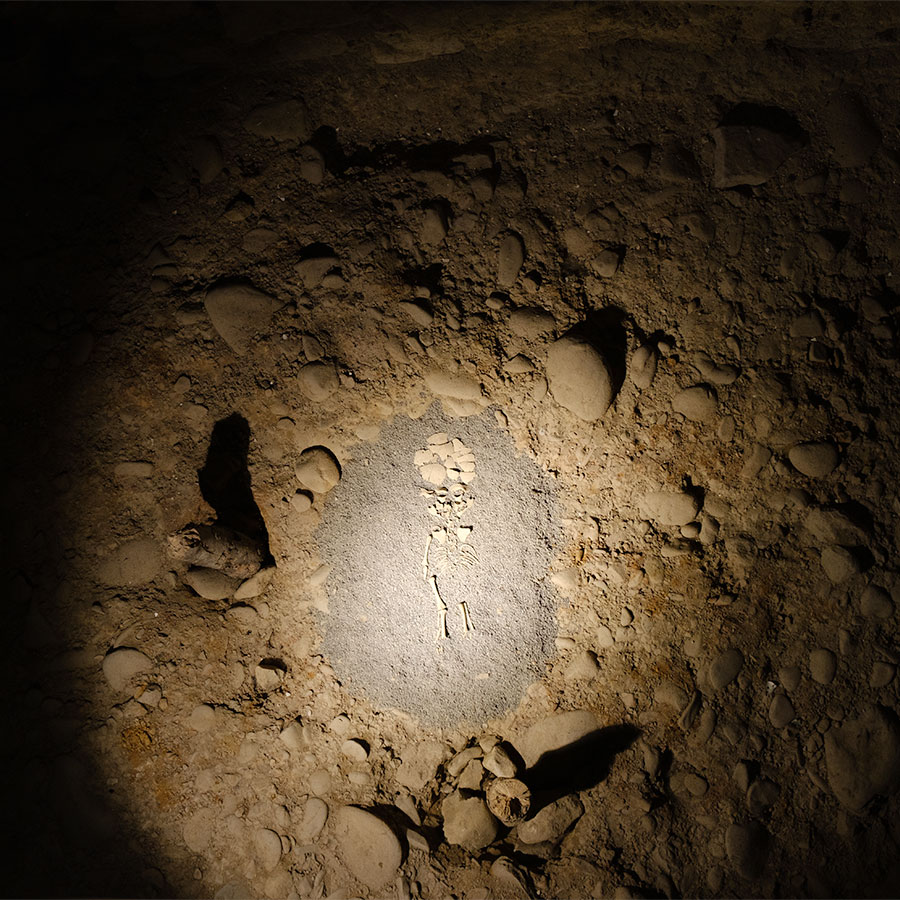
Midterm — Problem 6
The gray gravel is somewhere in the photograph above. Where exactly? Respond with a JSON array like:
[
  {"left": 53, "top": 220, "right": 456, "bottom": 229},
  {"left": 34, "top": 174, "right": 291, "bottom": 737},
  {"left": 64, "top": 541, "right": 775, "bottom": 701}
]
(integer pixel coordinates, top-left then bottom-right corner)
[{"left": 316, "top": 407, "right": 560, "bottom": 725}]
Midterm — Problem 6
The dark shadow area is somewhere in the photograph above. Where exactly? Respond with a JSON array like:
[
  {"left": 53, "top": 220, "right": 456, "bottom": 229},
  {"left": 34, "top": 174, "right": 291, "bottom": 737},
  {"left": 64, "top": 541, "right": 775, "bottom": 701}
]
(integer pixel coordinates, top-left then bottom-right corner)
[
  {"left": 524, "top": 724, "right": 640, "bottom": 814},
  {"left": 567, "top": 307, "right": 629, "bottom": 403},
  {"left": 342, "top": 135, "right": 503, "bottom": 179},
  {"left": 719, "top": 102, "right": 809, "bottom": 144},
  {"left": 198, "top": 414, "right": 272, "bottom": 560}
]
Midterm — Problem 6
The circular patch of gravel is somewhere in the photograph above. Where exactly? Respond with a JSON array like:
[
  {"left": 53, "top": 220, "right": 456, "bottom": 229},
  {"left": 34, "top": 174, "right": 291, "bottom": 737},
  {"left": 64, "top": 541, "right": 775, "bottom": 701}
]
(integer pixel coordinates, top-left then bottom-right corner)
[{"left": 316, "top": 407, "right": 560, "bottom": 726}]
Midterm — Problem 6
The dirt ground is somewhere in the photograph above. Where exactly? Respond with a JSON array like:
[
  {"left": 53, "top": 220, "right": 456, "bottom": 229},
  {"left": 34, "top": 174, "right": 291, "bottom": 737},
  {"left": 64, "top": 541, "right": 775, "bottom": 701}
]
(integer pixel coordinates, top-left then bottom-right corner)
[{"left": 5, "top": 3, "right": 900, "bottom": 898}]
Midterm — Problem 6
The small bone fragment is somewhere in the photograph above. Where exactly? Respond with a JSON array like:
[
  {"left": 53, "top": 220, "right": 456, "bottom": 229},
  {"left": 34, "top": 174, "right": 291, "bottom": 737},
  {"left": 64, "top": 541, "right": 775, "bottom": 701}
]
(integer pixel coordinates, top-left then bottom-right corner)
[
  {"left": 423, "top": 532, "right": 433, "bottom": 581},
  {"left": 460, "top": 600, "right": 473, "bottom": 631}
]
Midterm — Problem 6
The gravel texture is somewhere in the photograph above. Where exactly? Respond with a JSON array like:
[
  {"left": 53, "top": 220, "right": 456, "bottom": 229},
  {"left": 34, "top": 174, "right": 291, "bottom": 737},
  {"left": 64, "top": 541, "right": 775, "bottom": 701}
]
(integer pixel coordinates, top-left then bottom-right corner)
[{"left": 316, "top": 407, "right": 559, "bottom": 725}]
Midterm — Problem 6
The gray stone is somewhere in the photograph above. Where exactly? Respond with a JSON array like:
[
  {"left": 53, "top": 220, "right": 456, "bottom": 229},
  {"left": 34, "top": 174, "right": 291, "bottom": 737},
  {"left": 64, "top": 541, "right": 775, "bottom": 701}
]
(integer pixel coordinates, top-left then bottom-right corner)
[
  {"left": 545, "top": 336, "right": 614, "bottom": 421},
  {"left": 333, "top": 806, "right": 402, "bottom": 891},
  {"left": 204, "top": 283, "right": 278, "bottom": 355},
  {"left": 514, "top": 710, "right": 598, "bottom": 768},
  {"left": 299, "top": 361, "right": 339, "bottom": 401},
  {"left": 825, "top": 706, "right": 900, "bottom": 811},
  {"left": 769, "top": 694, "right": 795, "bottom": 728},
  {"left": 295, "top": 446, "right": 341, "bottom": 494},
  {"left": 296, "top": 797, "right": 328, "bottom": 843},
  {"left": 188, "top": 704, "right": 216, "bottom": 732},
  {"left": 746, "top": 778, "right": 780, "bottom": 815},
  {"left": 517, "top": 794, "right": 583, "bottom": 844},
  {"left": 708, "top": 649, "right": 744, "bottom": 691},
  {"left": 564, "top": 650, "right": 600, "bottom": 681},
  {"left": 712, "top": 125, "right": 798, "bottom": 188},
  {"left": 821, "top": 546, "right": 861, "bottom": 584},
  {"left": 498, "top": 232, "right": 525, "bottom": 287},
  {"left": 630, "top": 343, "right": 658, "bottom": 389},
  {"left": 809, "top": 649, "right": 837, "bottom": 685},
  {"left": 442, "top": 791, "right": 498, "bottom": 851},
  {"left": 102, "top": 648, "right": 153, "bottom": 692},
  {"left": 672, "top": 384, "right": 718, "bottom": 422},
  {"left": 789, "top": 442, "right": 839, "bottom": 478},
  {"left": 184, "top": 566, "right": 240, "bottom": 600},
  {"left": 483, "top": 744, "right": 518, "bottom": 778},
  {"left": 639, "top": 490, "right": 700, "bottom": 527},
  {"left": 861, "top": 583, "right": 894, "bottom": 618},
  {"left": 253, "top": 827, "right": 282, "bottom": 872},
  {"left": 233, "top": 566, "right": 275, "bottom": 601}
]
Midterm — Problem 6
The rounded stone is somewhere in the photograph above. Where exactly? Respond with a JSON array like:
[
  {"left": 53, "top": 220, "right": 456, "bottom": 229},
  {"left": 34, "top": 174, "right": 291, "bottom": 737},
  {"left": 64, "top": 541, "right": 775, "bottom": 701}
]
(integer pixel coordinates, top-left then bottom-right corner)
[
  {"left": 296, "top": 797, "right": 328, "bottom": 843},
  {"left": 809, "top": 649, "right": 837, "bottom": 685},
  {"left": 708, "top": 648, "right": 744, "bottom": 691},
  {"left": 442, "top": 791, "right": 498, "bottom": 852},
  {"left": 672, "top": 384, "right": 718, "bottom": 422},
  {"left": 295, "top": 447, "right": 341, "bottom": 494},
  {"left": 860, "top": 583, "right": 894, "bottom": 619},
  {"left": 333, "top": 806, "right": 401, "bottom": 891},
  {"left": 102, "top": 647, "right": 153, "bottom": 692},
  {"left": 769, "top": 694, "right": 795, "bottom": 728},
  {"left": 545, "top": 336, "right": 613, "bottom": 421},
  {"left": 639, "top": 490, "right": 700, "bottom": 527},
  {"left": 789, "top": 441, "right": 839, "bottom": 478},
  {"left": 299, "top": 361, "right": 339, "bottom": 401}
]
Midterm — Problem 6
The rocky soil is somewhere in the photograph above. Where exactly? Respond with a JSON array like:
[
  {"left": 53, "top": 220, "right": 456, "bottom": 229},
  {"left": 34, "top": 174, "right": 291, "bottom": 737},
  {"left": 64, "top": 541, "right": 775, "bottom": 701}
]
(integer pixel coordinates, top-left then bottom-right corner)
[{"left": 4, "top": 3, "right": 900, "bottom": 898}]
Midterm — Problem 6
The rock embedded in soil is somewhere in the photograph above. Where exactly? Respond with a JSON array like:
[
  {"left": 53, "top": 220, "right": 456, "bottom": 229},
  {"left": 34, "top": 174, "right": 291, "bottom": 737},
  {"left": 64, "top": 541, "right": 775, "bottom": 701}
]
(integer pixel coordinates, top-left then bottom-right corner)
[
  {"left": 630, "top": 343, "right": 658, "bottom": 389},
  {"left": 514, "top": 710, "right": 597, "bottom": 768},
  {"left": 102, "top": 647, "right": 152, "bottom": 692},
  {"left": 825, "top": 705, "right": 900, "bottom": 811},
  {"left": 725, "top": 821, "right": 770, "bottom": 879},
  {"left": 397, "top": 740, "right": 452, "bottom": 791},
  {"left": 296, "top": 797, "right": 328, "bottom": 843},
  {"left": 821, "top": 546, "right": 861, "bottom": 583},
  {"left": 638, "top": 490, "right": 700, "bottom": 527},
  {"left": 483, "top": 743, "right": 519, "bottom": 778},
  {"left": 672, "top": 384, "right": 717, "bottom": 422},
  {"left": 509, "top": 306, "right": 555, "bottom": 340},
  {"left": 233, "top": 565, "right": 275, "bottom": 600},
  {"left": 708, "top": 648, "right": 744, "bottom": 691},
  {"left": 299, "top": 360, "right": 339, "bottom": 401},
  {"left": 545, "top": 336, "right": 614, "bottom": 421},
  {"left": 188, "top": 704, "right": 216, "bottom": 732},
  {"left": 442, "top": 790, "right": 499, "bottom": 852},
  {"left": 565, "top": 649, "right": 600, "bottom": 681},
  {"left": 333, "top": 806, "right": 402, "bottom": 891},
  {"left": 768, "top": 694, "right": 795, "bottom": 728},
  {"left": 788, "top": 441, "right": 839, "bottom": 477},
  {"left": 253, "top": 828, "right": 282, "bottom": 872},
  {"left": 517, "top": 794, "right": 583, "bottom": 845},
  {"left": 809, "top": 648, "right": 837, "bottom": 685},
  {"left": 183, "top": 566, "right": 240, "bottom": 600},
  {"left": 204, "top": 282, "right": 279, "bottom": 356},
  {"left": 498, "top": 232, "right": 525, "bottom": 287},
  {"left": 712, "top": 125, "right": 799, "bottom": 188},
  {"left": 295, "top": 446, "right": 341, "bottom": 493},
  {"left": 860, "top": 583, "right": 894, "bottom": 618}
]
